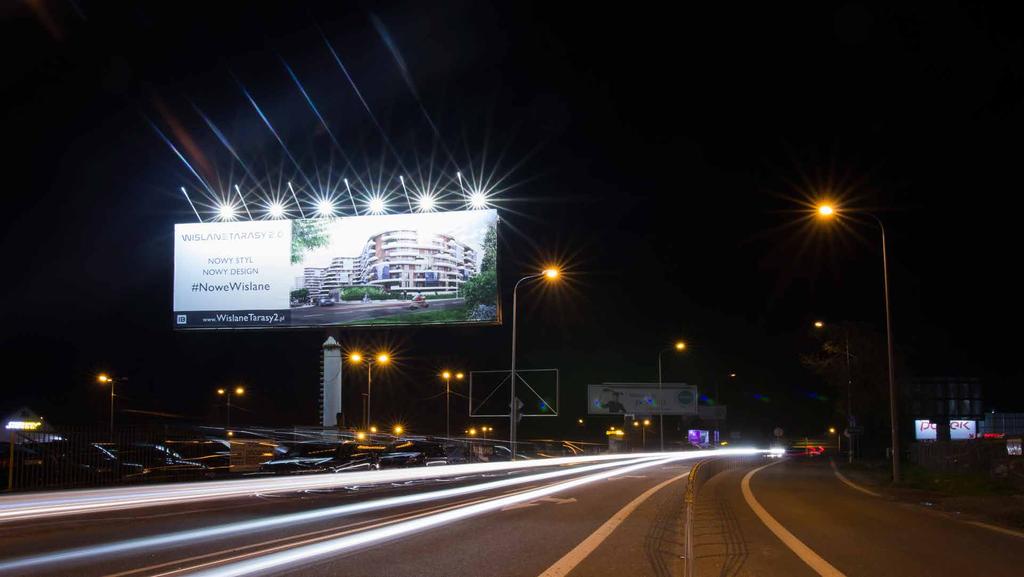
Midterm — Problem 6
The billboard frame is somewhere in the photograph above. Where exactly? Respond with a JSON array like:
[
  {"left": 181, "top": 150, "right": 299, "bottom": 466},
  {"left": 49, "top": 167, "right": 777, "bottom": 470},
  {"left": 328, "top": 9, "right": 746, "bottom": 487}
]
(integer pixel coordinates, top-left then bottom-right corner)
[{"left": 172, "top": 211, "right": 503, "bottom": 331}]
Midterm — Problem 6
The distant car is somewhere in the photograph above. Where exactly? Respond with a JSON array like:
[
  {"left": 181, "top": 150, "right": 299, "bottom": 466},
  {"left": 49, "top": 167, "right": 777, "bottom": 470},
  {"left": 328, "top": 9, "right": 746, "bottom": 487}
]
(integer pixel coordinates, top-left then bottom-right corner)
[
  {"left": 407, "top": 295, "right": 429, "bottom": 310},
  {"left": 318, "top": 298, "right": 336, "bottom": 307}
]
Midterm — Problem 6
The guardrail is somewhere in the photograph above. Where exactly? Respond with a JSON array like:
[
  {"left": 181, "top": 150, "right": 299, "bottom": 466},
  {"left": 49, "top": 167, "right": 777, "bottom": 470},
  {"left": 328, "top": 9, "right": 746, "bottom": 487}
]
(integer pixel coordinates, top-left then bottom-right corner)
[{"left": 683, "top": 453, "right": 765, "bottom": 576}]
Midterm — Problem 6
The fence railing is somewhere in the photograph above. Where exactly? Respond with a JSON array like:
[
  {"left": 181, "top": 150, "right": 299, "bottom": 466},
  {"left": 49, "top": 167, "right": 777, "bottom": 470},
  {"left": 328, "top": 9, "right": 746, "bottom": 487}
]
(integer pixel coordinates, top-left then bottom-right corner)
[
  {"left": 2, "top": 424, "right": 604, "bottom": 493},
  {"left": 683, "top": 453, "right": 765, "bottom": 577}
]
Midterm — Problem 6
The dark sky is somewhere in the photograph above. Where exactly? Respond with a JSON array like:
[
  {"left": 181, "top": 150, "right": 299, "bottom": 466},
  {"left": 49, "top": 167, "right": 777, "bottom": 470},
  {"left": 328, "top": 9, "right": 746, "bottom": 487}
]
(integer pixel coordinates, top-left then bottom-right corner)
[{"left": 3, "top": 2, "right": 1023, "bottom": 440}]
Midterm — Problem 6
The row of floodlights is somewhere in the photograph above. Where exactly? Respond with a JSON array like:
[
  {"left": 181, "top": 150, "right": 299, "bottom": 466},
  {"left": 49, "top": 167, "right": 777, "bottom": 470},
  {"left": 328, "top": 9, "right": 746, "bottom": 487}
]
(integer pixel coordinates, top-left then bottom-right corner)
[{"left": 190, "top": 176, "right": 492, "bottom": 222}]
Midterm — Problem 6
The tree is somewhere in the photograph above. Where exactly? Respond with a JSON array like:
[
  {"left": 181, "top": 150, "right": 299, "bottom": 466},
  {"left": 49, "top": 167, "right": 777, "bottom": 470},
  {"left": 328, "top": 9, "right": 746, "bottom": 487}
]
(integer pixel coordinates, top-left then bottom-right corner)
[
  {"left": 291, "top": 219, "right": 330, "bottom": 264},
  {"left": 290, "top": 288, "right": 309, "bottom": 301},
  {"left": 463, "top": 269, "right": 497, "bottom": 309},
  {"left": 801, "top": 321, "right": 897, "bottom": 452},
  {"left": 480, "top": 223, "right": 497, "bottom": 273}
]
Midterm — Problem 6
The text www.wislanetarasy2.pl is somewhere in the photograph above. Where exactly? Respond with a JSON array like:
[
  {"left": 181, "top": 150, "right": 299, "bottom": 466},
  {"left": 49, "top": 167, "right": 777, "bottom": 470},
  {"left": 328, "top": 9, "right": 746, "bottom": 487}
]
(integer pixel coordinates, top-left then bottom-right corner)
[{"left": 202, "top": 312, "right": 284, "bottom": 324}]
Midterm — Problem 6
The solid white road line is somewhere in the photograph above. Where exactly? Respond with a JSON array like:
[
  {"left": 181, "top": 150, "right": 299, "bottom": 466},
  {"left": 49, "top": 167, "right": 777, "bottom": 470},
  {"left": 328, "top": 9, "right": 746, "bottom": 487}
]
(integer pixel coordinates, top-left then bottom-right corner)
[
  {"left": 741, "top": 461, "right": 847, "bottom": 577},
  {"left": 536, "top": 469, "right": 691, "bottom": 577},
  {"left": 828, "top": 458, "right": 882, "bottom": 497}
]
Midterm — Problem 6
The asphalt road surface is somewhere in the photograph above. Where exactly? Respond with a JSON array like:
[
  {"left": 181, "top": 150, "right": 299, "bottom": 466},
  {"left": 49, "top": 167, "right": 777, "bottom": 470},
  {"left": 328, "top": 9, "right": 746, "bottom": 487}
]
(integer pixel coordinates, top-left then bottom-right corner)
[
  {"left": 290, "top": 298, "right": 466, "bottom": 325},
  {"left": 695, "top": 456, "right": 1024, "bottom": 577},
  {"left": 0, "top": 454, "right": 695, "bottom": 577}
]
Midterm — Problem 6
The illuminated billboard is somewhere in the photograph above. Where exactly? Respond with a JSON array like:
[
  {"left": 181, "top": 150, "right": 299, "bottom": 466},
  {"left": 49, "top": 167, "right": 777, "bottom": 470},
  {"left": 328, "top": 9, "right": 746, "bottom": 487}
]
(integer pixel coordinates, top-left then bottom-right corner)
[
  {"left": 173, "top": 210, "right": 499, "bottom": 329},
  {"left": 587, "top": 384, "right": 698, "bottom": 415}
]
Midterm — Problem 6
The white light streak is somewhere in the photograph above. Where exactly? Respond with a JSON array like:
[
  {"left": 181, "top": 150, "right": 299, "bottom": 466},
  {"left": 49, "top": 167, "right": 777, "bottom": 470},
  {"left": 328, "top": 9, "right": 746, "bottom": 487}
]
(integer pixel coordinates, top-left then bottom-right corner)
[
  {"left": 0, "top": 455, "right": 677, "bottom": 572},
  {"left": 0, "top": 453, "right": 701, "bottom": 524},
  {"left": 186, "top": 451, "right": 761, "bottom": 577}
]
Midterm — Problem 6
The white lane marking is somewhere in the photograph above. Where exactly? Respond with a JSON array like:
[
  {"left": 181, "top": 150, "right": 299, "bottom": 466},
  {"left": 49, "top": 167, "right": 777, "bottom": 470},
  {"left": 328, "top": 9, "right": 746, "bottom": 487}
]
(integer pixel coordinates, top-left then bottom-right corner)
[
  {"left": 607, "top": 475, "right": 647, "bottom": 480},
  {"left": 502, "top": 496, "right": 577, "bottom": 511},
  {"left": 742, "top": 462, "right": 846, "bottom": 577},
  {"left": 964, "top": 521, "right": 1024, "bottom": 540},
  {"left": 536, "top": 470, "right": 690, "bottom": 577},
  {"left": 828, "top": 459, "right": 882, "bottom": 497}
]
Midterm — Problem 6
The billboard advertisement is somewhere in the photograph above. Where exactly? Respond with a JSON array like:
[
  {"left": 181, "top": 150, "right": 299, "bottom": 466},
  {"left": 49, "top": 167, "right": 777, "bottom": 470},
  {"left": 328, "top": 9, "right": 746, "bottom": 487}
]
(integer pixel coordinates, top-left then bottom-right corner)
[
  {"left": 174, "top": 209, "right": 499, "bottom": 329},
  {"left": 587, "top": 383, "right": 698, "bottom": 415},
  {"left": 914, "top": 419, "right": 977, "bottom": 440}
]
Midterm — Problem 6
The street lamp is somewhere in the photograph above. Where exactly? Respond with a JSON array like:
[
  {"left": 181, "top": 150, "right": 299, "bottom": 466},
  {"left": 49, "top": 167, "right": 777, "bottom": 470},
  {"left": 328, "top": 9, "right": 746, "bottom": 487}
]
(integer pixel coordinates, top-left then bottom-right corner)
[
  {"left": 97, "top": 374, "right": 126, "bottom": 436},
  {"left": 814, "top": 320, "right": 825, "bottom": 329},
  {"left": 815, "top": 202, "right": 900, "bottom": 482},
  {"left": 349, "top": 352, "right": 390, "bottom": 430},
  {"left": 509, "top": 267, "right": 561, "bottom": 460},
  {"left": 441, "top": 370, "right": 465, "bottom": 439},
  {"left": 657, "top": 340, "right": 687, "bottom": 451},
  {"left": 393, "top": 424, "right": 404, "bottom": 435},
  {"left": 217, "top": 386, "right": 245, "bottom": 431}
]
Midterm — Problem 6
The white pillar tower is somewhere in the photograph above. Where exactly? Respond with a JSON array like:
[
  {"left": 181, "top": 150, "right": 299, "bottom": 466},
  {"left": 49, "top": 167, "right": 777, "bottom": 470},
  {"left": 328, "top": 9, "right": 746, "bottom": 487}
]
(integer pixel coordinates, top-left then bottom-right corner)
[{"left": 321, "top": 336, "right": 343, "bottom": 427}]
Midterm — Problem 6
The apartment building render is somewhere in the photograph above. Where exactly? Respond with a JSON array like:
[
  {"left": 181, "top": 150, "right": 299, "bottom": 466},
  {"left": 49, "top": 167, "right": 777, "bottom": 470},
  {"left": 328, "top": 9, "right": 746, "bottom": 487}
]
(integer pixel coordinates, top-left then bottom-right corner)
[{"left": 296, "top": 229, "right": 479, "bottom": 300}]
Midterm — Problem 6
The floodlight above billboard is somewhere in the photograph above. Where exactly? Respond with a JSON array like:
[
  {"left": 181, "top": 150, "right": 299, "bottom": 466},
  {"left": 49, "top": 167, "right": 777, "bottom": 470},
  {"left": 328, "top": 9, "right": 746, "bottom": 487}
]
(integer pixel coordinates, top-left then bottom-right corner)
[
  {"left": 587, "top": 383, "right": 698, "bottom": 415},
  {"left": 173, "top": 209, "right": 499, "bottom": 329}
]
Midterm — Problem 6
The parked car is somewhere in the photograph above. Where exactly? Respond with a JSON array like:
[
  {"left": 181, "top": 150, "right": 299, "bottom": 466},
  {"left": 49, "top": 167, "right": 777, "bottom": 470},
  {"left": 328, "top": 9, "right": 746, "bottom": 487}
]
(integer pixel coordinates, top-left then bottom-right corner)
[
  {"left": 407, "top": 295, "right": 429, "bottom": 310},
  {"left": 258, "top": 439, "right": 447, "bottom": 474}
]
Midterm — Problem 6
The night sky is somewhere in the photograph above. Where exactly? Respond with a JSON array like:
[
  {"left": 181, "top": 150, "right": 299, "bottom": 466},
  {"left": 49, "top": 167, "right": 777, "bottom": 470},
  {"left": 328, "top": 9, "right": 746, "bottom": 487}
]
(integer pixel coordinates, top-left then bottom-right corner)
[{"left": 3, "top": 2, "right": 1023, "bottom": 441}]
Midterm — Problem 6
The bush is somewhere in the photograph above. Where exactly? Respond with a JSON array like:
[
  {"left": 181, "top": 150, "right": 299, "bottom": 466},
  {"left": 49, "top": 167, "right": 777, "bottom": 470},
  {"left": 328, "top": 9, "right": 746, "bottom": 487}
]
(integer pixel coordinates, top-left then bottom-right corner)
[
  {"left": 462, "top": 270, "right": 497, "bottom": 309},
  {"left": 340, "top": 286, "right": 388, "bottom": 301}
]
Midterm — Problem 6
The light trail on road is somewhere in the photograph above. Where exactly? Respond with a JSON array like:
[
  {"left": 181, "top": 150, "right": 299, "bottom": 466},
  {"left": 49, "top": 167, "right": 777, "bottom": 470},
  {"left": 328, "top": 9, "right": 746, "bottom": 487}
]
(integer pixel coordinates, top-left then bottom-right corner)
[
  {"left": 0, "top": 453, "right": 676, "bottom": 523},
  {"left": 181, "top": 451, "right": 763, "bottom": 577},
  {"left": 0, "top": 455, "right": 667, "bottom": 573}
]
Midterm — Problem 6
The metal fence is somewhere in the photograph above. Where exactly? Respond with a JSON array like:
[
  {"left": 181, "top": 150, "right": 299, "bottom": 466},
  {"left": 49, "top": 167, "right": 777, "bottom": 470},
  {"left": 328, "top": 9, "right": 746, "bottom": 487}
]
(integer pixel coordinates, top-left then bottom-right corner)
[
  {"left": 682, "top": 453, "right": 765, "bottom": 577},
  {"left": 2, "top": 423, "right": 605, "bottom": 493}
]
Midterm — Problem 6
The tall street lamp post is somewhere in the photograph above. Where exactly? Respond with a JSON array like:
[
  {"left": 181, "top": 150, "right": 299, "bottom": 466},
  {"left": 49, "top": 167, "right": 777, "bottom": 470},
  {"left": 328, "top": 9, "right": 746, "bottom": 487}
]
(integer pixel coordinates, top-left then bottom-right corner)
[
  {"left": 657, "top": 341, "right": 687, "bottom": 451},
  {"left": 97, "top": 374, "right": 126, "bottom": 436},
  {"left": 816, "top": 203, "right": 900, "bottom": 482},
  {"left": 509, "top": 268, "right": 560, "bottom": 460},
  {"left": 349, "top": 352, "right": 390, "bottom": 430},
  {"left": 441, "top": 371, "right": 464, "bottom": 439},
  {"left": 217, "top": 386, "right": 245, "bottom": 431}
]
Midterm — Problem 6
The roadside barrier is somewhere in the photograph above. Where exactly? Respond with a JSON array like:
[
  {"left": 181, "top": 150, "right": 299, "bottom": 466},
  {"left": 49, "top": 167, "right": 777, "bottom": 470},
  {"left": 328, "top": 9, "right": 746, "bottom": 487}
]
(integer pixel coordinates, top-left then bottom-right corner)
[{"left": 683, "top": 453, "right": 765, "bottom": 576}]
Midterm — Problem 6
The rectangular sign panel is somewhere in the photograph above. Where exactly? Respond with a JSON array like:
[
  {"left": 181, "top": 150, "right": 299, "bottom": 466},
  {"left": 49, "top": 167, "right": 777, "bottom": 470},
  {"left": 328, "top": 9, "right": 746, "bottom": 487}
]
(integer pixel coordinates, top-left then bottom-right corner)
[
  {"left": 914, "top": 419, "right": 977, "bottom": 440},
  {"left": 174, "top": 210, "right": 499, "bottom": 329},
  {"left": 587, "top": 383, "right": 698, "bottom": 415}
]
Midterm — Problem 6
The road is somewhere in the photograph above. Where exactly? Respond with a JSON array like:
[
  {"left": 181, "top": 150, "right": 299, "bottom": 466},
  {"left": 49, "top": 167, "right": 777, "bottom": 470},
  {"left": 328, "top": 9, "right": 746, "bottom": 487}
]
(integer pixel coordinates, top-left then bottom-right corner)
[
  {"left": 0, "top": 452, "right": 712, "bottom": 577},
  {"left": 695, "top": 456, "right": 1024, "bottom": 577},
  {"left": 290, "top": 298, "right": 466, "bottom": 325}
]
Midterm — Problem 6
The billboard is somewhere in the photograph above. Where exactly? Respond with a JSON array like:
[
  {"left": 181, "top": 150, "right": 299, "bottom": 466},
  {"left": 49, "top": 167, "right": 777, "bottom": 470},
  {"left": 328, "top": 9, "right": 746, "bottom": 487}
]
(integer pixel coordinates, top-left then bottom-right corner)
[
  {"left": 587, "top": 383, "right": 698, "bottom": 415},
  {"left": 914, "top": 419, "right": 977, "bottom": 440},
  {"left": 174, "top": 209, "right": 499, "bottom": 329}
]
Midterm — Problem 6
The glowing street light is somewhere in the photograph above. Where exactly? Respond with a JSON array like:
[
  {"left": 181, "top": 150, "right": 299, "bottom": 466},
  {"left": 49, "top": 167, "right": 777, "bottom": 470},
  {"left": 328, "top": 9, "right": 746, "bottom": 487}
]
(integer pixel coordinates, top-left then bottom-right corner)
[
  {"left": 468, "top": 428, "right": 477, "bottom": 437},
  {"left": 657, "top": 340, "right": 687, "bottom": 451},
  {"left": 369, "top": 425, "right": 378, "bottom": 434},
  {"left": 393, "top": 424, "right": 404, "bottom": 435},
  {"left": 217, "top": 386, "right": 245, "bottom": 432},
  {"left": 813, "top": 202, "right": 900, "bottom": 481},
  {"left": 441, "top": 370, "right": 465, "bottom": 439},
  {"left": 814, "top": 320, "right": 825, "bottom": 329},
  {"left": 349, "top": 352, "right": 391, "bottom": 429},
  {"left": 509, "top": 267, "right": 562, "bottom": 459},
  {"left": 97, "top": 374, "right": 125, "bottom": 435},
  {"left": 356, "top": 431, "right": 367, "bottom": 441}
]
